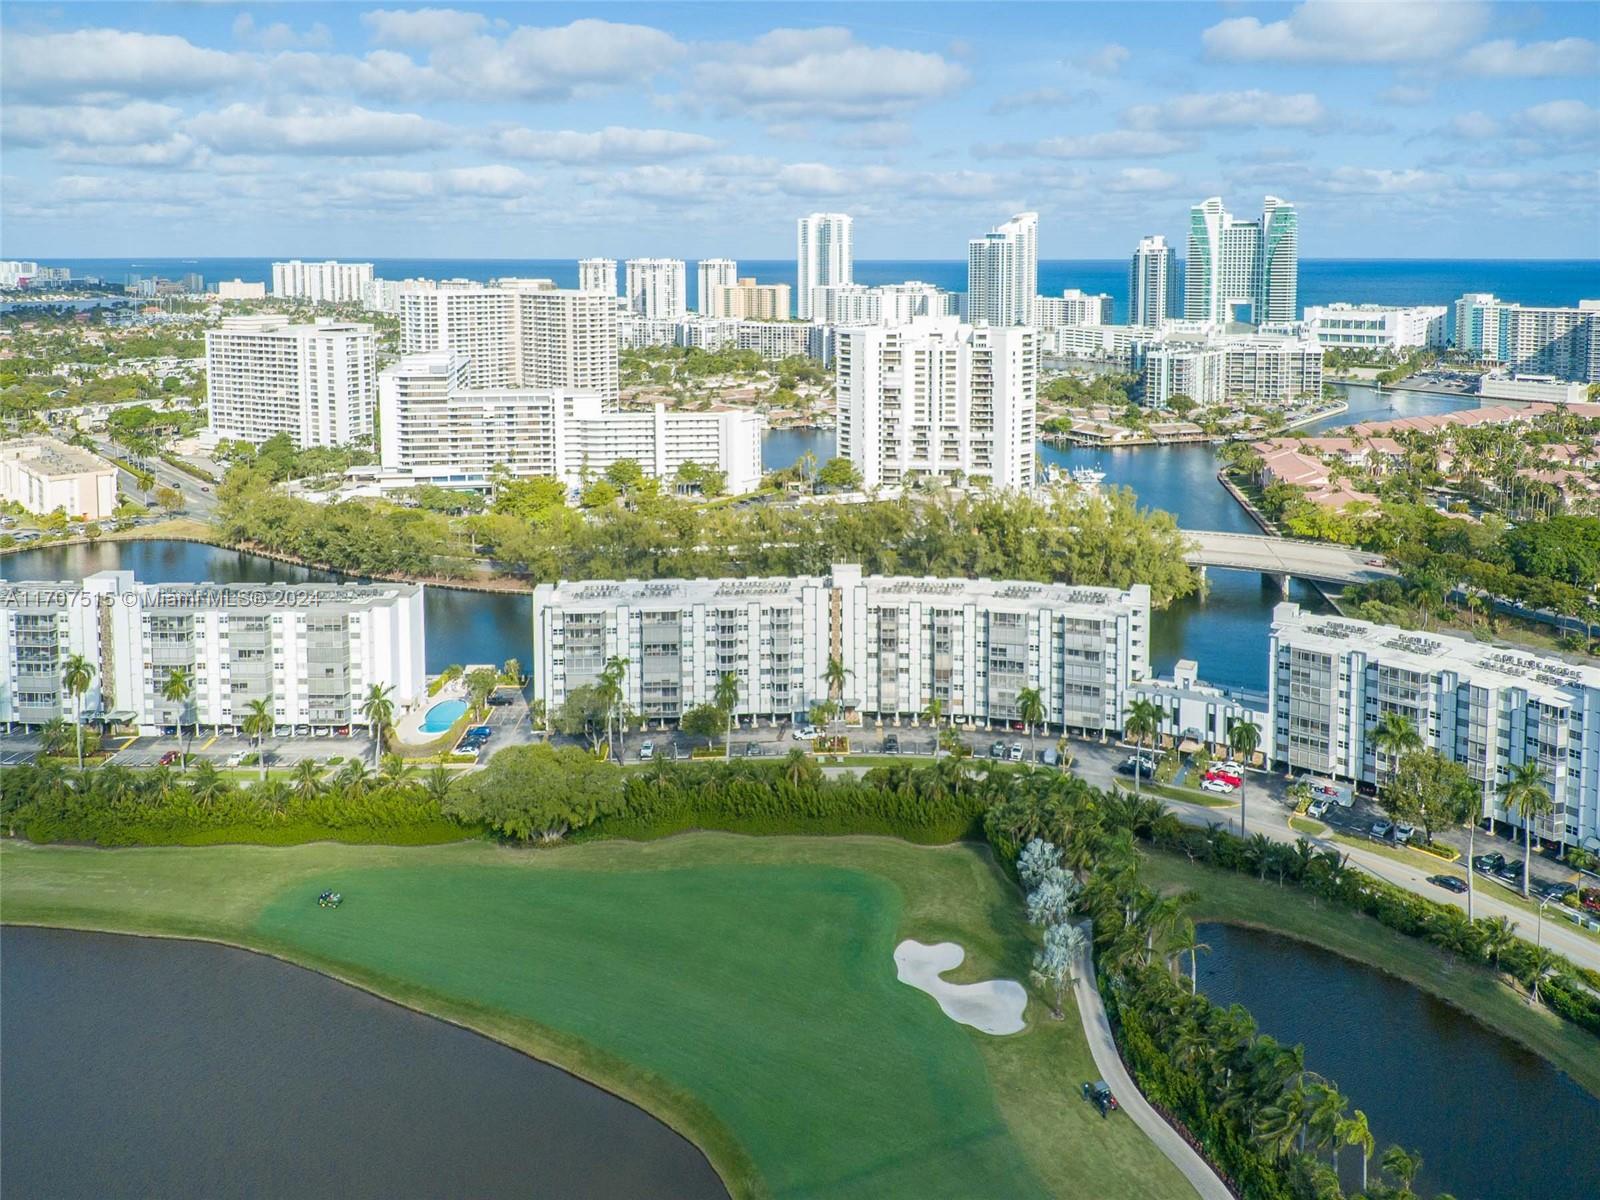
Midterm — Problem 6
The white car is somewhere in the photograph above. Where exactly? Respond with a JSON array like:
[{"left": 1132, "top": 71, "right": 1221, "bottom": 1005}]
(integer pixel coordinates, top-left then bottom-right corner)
[
  {"left": 223, "top": 752, "right": 245, "bottom": 769},
  {"left": 639, "top": 740, "right": 655, "bottom": 762},
  {"left": 1394, "top": 822, "right": 1416, "bottom": 845},
  {"left": 1307, "top": 797, "right": 1332, "bottom": 819},
  {"left": 1201, "top": 777, "right": 1236, "bottom": 794},
  {"left": 793, "top": 725, "right": 819, "bottom": 741},
  {"left": 1008, "top": 742, "right": 1024, "bottom": 762}
]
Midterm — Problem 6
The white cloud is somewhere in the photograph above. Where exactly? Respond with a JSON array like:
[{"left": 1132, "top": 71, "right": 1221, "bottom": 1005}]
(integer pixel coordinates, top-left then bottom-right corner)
[
  {"left": 1102, "top": 167, "right": 1179, "bottom": 192},
  {"left": 361, "top": 8, "right": 489, "bottom": 46},
  {"left": 354, "top": 164, "right": 535, "bottom": 199},
  {"left": 695, "top": 27, "right": 968, "bottom": 120},
  {"left": 1319, "top": 167, "right": 1450, "bottom": 194},
  {"left": 1443, "top": 111, "right": 1502, "bottom": 140},
  {"left": 1067, "top": 43, "right": 1129, "bottom": 75},
  {"left": 1124, "top": 91, "right": 1326, "bottom": 130},
  {"left": 430, "top": 19, "right": 684, "bottom": 99},
  {"left": 495, "top": 126, "right": 717, "bottom": 163},
  {"left": 1460, "top": 38, "right": 1600, "bottom": 78},
  {"left": 1379, "top": 84, "right": 1435, "bottom": 107},
  {"left": 3, "top": 102, "right": 183, "bottom": 147},
  {"left": 977, "top": 130, "right": 1186, "bottom": 159},
  {"left": 186, "top": 103, "right": 453, "bottom": 155},
  {"left": 1202, "top": 1, "right": 1486, "bottom": 64},
  {"left": 988, "top": 87, "right": 1092, "bottom": 116},
  {"left": 1, "top": 29, "right": 244, "bottom": 99},
  {"left": 233, "top": 13, "right": 332, "bottom": 52},
  {"left": 1513, "top": 99, "right": 1600, "bottom": 142}
]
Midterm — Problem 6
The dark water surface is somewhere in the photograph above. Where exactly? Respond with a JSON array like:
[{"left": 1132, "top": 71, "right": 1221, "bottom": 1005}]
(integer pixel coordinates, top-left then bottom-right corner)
[
  {"left": 0, "top": 926, "right": 726, "bottom": 1200},
  {"left": 1196, "top": 923, "right": 1600, "bottom": 1200}
]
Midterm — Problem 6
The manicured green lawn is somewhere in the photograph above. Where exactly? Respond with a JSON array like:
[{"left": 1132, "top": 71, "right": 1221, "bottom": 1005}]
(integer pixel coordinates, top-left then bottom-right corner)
[
  {"left": 0, "top": 835, "right": 1192, "bottom": 1200},
  {"left": 1142, "top": 851, "right": 1600, "bottom": 1099}
]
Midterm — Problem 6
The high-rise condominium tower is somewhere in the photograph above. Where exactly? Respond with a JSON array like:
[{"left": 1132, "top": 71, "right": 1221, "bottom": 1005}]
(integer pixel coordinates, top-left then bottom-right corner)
[
  {"left": 578, "top": 258, "right": 617, "bottom": 297},
  {"left": 967, "top": 212, "right": 1038, "bottom": 327},
  {"left": 1184, "top": 196, "right": 1298, "bottom": 324},
  {"left": 625, "top": 258, "right": 687, "bottom": 320},
  {"left": 796, "top": 213, "right": 853, "bottom": 319},
  {"left": 696, "top": 259, "right": 738, "bottom": 315},
  {"left": 1129, "top": 234, "right": 1180, "bottom": 327}
]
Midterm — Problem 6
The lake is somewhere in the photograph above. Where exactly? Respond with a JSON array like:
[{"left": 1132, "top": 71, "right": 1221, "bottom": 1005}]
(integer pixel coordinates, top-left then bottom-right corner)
[
  {"left": 1196, "top": 923, "right": 1600, "bottom": 1200},
  {"left": 0, "top": 926, "right": 726, "bottom": 1200}
]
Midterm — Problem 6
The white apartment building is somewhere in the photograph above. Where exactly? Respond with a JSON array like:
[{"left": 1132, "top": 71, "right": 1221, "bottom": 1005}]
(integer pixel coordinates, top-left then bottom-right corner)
[
  {"left": 205, "top": 316, "right": 375, "bottom": 447},
  {"left": 705, "top": 278, "right": 792, "bottom": 321},
  {"left": 809, "top": 282, "right": 958, "bottom": 328},
  {"left": 1270, "top": 603, "right": 1600, "bottom": 852},
  {"left": 835, "top": 318, "right": 1037, "bottom": 490},
  {"left": 1136, "top": 328, "right": 1322, "bottom": 407},
  {"left": 1454, "top": 294, "right": 1600, "bottom": 383},
  {"left": 0, "top": 436, "right": 118, "bottom": 520},
  {"left": 399, "top": 279, "right": 617, "bottom": 400},
  {"left": 1130, "top": 659, "right": 1270, "bottom": 757},
  {"left": 378, "top": 352, "right": 764, "bottom": 494},
  {"left": 216, "top": 279, "right": 268, "bottom": 301},
  {"left": 626, "top": 258, "right": 688, "bottom": 320},
  {"left": 674, "top": 318, "right": 819, "bottom": 361},
  {"left": 968, "top": 212, "right": 1039, "bottom": 327},
  {"left": 579, "top": 258, "right": 618, "bottom": 297},
  {"left": 1185, "top": 196, "right": 1297, "bottom": 325},
  {"left": 1030, "top": 289, "right": 1114, "bottom": 329},
  {"left": 1042, "top": 323, "right": 1150, "bottom": 364},
  {"left": 797, "top": 213, "right": 854, "bottom": 319},
  {"left": 531, "top": 564, "right": 1149, "bottom": 732},
  {"left": 1129, "top": 235, "right": 1180, "bottom": 327},
  {"left": 696, "top": 259, "right": 738, "bottom": 314},
  {"left": 0, "top": 572, "right": 426, "bottom": 736},
  {"left": 1, "top": 261, "right": 40, "bottom": 288},
  {"left": 270, "top": 260, "right": 375, "bottom": 305},
  {"left": 1305, "top": 303, "right": 1448, "bottom": 352}
]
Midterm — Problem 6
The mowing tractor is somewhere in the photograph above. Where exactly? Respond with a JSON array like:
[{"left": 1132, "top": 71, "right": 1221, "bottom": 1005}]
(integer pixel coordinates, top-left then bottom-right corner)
[
  {"left": 317, "top": 890, "right": 343, "bottom": 909},
  {"left": 1082, "top": 1080, "right": 1119, "bottom": 1118}
]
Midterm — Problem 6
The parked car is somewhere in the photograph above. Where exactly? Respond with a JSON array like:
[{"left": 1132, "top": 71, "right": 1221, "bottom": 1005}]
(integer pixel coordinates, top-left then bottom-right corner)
[
  {"left": 1201, "top": 777, "right": 1236, "bottom": 794},
  {"left": 159, "top": 750, "right": 181, "bottom": 766},
  {"left": 639, "top": 740, "right": 655, "bottom": 762},
  {"left": 882, "top": 734, "right": 900, "bottom": 754},
  {"left": 224, "top": 752, "right": 246, "bottom": 769},
  {"left": 1307, "top": 797, "right": 1332, "bottom": 819},
  {"left": 1206, "top": 769, "right": 1243, "bottom": 787},
  {"left": 989, "top": 740, "right": 1006, "bottom": 759},
  {"left": 793, "top": 725, "right": 818, "bottom": 741},
  {"left": 1428, "top": 874, "right": 1468, "bottom": 894},
  {"left": 1394, "top": 822, "right": 1416, "bottom": 845},
  {"left": 1040, "top": 747, "right": 1060, "bottom": 768},
  {"left": 487, "top": 693, "right": 513, "bottom": 706},
  {"left": 1473, "top": 852, "right": 1506, "bottom": 874},
  {"left": 1370, "top": 819, "right": 1394, "bottom": 840},
  {"left": 1116, "top": 757, "right": 1155, "bottom": 778},
  {"left": 1009, "top": 742, "right": 1024, "bottom": 762}
]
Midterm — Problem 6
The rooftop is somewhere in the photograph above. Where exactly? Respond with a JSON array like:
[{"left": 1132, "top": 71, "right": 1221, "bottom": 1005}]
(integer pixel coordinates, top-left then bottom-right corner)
[{"left": 0, "top": 435, "right": 115, "bottom": 478}]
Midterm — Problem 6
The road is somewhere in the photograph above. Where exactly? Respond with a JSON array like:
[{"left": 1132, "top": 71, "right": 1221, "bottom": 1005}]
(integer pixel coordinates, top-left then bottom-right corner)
[
  {"left": 1071, "top": 927, "right": 1234, "bottom": 1200},
  {"left": 1181, "top": 529, "right": 1396, "bottom": 585},
  {"left": 88, "top": 435, "right": 219, "bottom": 519}
]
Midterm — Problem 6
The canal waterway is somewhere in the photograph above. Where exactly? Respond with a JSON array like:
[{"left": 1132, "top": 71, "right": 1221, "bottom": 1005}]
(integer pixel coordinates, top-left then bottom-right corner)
[
  {"left": 0, "top": 926, "right": 727, "bottom": 1200},
  {"left": 1196, "top": 922, "right": 1600, "bottom": 1200},
  {"left": 0, "top": 383, "right": 1476, "bottom": 695}
]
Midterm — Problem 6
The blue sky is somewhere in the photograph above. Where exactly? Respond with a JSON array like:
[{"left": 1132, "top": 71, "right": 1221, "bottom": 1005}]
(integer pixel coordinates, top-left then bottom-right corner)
[{"left": 3, "top": 1, "right": 1597, "bottom": 259}]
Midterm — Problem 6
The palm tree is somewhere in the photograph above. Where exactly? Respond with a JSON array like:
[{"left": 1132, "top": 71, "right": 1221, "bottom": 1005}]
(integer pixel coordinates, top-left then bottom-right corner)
[
  {"left": 1017, "top": 686, "right": 1045, "bottom": 766},
  {"left": 1479, "top": 914, "right": 1517, "bottom": 970},
  {"left": 422, "top": 764, "right": 454, "bottom": 805},
  {"left": 161, "top": 666, "right": 194, "bottom": 769},
  {"left": 1500, "top": 760, "right": 1552, "bottom": 898},
  {"left": 1381, "top": 1145, "right": 1423, "bottom": 1197},
  {"left": 61, "top": 653, "right": 96, "bottom": 769},
  {"left": 291, "top": 757, "right": 324, "bottom": 800},
  {"left": 1228, "top": 718, "right": 1261, "bottom": 837},
  {"left": 597, "top": 656, "right": 628, "bottom": 760},
  {"left": 380, "top": 753, "right": 417, "bottom": 789},
  {"left": 253, "top": 778, "right": 292, "bottom": 813},
  {"left": 782, "top": 746, "right": 813, "bottom": 788},
  {"left": 1171, "top": 917, "right": 1209, "bottom": 992},
  {"left": 1370, "top": 710, "right": 1421, "bottom": 787},
  {"left": 360, "top": 683, "right": 396, "bottom": 768},
  {"left": 1123, "top": 698, "right": 1161, "bottom": 797},
  {"left": 40, "top": 716, "right": 73, "bottom": 758},
  {"left": 923, "top": 697, "right": 945, "bottom": 760},
  {"left": 714, "top": 671, "right": 739, "bottom": 760},
  {"left": 824, "top": 655, "right": 850, "bottom": 711},
  {"left": 240, "top": 697, "right": 274, "bottom": 782},
  {"left": 188, "top": 759, "right": 230, "bottom": 809},
  {"left": 1338, "top": 1110, "right": 1375, "bottom": 1191},
  {"left": 338, "top": 759, "right": 374, "bottom": 799}
]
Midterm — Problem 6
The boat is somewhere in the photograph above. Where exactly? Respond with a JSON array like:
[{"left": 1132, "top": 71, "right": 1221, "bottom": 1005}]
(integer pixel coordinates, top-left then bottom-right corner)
[{"left": 1070, "top": 466, "right": 1107, "bottom": 485}]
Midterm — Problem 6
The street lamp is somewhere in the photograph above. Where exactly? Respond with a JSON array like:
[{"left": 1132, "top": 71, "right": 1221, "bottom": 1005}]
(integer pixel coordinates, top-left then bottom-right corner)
[{"left": 1536, "top": 893, "right": 1555, "bottom": 950}]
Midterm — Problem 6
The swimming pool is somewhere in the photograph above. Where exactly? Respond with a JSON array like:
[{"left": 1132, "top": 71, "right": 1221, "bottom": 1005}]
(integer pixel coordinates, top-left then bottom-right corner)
[{"left": 420, "top": 698, "right": 467, "bottom": 734}]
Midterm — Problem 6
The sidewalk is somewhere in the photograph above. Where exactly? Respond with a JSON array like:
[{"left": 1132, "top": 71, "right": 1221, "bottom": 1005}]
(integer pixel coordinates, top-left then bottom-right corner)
[{"left": 1072, "top": 930, "right": 1234, "bottom": 1200}]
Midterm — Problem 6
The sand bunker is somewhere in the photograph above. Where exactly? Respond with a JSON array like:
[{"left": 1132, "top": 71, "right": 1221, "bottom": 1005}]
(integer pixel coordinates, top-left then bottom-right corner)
[{"left": 894, "top": 940, "right": 1027, "bottom": 1035}]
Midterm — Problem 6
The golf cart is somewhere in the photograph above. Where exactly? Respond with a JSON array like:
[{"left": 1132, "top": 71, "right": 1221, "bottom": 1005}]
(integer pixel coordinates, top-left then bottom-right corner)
[
  {"left": 317, "top": 890, "right": 343, "bottom": 909},
  {"left": 1081, "top": 1079, "right": 1119, "bottom": 1118}
]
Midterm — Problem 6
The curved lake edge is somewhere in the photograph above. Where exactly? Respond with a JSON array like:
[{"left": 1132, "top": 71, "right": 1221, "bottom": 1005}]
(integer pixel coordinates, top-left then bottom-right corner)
[
  {"left": 1193, "top": 913, "right": 1600, "bottom": 1100},
  {"left": 0, "top": 915, "right": 747, "bottom": 1199}
]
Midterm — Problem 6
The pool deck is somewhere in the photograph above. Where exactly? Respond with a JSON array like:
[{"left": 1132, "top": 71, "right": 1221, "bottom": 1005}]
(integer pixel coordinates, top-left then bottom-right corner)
[{"left": 394, "top": 681, "right": 468, "bottom": 748}]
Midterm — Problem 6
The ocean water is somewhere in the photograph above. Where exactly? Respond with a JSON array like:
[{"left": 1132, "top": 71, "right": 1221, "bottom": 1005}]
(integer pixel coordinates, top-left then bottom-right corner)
[{"left": 39, "top": 258, "right": 1600, "bottom": 329}]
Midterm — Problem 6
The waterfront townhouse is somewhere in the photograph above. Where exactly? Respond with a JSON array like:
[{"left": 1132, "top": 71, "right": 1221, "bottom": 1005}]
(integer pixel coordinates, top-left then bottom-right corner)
[
  {"left": 1269, "top": 603, "right": 1600, "bottom": 853},
  {"left": 532, "top": 565, "right": 1148, "bottom": 735},
  {"left": 0, "top": 572, "right": 426, "bottom": 736}
]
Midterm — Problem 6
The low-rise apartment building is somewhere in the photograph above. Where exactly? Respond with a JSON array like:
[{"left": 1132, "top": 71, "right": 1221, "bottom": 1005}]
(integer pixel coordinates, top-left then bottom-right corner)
[
  {"left": 0, "top": 572, "right": 426, "bottom": 736},
  {"left": 1304, "top": 303, "right": 1448, "bottom": 351},
  {"left": 1269, "top": 603, "right": 1600, "bottom": 852},
  {"left": 0, "top": 436, "right": 118, "bottom": 520},
  {"left": 532, "top": 565, "right": 1149, "bottom": 734}
]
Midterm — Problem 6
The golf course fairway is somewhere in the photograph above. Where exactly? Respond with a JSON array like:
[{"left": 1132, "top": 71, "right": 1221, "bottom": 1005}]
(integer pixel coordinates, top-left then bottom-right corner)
[{"left": 0, "top": 834, "right": 1195, "bottom": 1200}]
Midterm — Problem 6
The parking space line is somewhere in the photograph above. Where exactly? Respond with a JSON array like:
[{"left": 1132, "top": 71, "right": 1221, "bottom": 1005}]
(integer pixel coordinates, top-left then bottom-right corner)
[
  {"left": 199, "top": 734, "right": 218, "bottom": 752},
  {"left": 118, "top": 734, "right": 139, "bottom": 750}
]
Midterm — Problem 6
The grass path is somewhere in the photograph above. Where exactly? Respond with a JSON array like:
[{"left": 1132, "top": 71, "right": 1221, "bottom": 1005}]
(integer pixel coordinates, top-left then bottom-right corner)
[
  {"left": 1143, "top": 852, "right": 1600, "bottom": 1098},
  {"left": 0, "top": 835, "right": 1193, "bottom": 1200}
]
